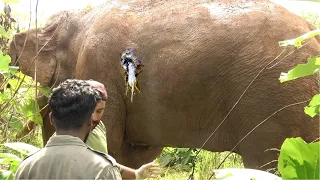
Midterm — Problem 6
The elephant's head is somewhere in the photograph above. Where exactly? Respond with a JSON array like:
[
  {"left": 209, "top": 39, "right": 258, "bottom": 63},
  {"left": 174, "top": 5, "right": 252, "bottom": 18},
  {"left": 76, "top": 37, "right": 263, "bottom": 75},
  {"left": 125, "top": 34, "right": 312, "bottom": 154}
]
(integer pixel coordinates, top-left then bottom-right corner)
[{"left": 9, "top": 11, "right": 77, "bottom": 87}]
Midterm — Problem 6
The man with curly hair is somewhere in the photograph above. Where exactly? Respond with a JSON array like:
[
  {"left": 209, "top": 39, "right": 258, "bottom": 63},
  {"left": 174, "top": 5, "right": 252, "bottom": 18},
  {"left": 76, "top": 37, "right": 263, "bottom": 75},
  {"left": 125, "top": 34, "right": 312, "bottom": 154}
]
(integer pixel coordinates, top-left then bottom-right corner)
[{"left": 14, "top": 79, "right": 122, "bottom": 179}]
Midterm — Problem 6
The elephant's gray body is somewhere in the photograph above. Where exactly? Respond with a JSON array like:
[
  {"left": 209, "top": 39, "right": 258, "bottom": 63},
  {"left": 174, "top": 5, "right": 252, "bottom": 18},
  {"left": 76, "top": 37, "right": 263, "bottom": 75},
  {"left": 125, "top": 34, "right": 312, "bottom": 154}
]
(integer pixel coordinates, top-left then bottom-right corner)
[{"left": 10, "top": 0, "right": 320, "bottom": 169}]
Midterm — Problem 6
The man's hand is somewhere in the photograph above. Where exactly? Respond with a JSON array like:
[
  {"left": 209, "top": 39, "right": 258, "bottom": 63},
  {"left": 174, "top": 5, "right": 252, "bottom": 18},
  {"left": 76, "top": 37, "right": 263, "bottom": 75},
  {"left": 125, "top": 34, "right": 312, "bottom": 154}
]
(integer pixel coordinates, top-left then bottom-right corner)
[{"left": 135, "top": 161, "right": 161, "bottom": 179}]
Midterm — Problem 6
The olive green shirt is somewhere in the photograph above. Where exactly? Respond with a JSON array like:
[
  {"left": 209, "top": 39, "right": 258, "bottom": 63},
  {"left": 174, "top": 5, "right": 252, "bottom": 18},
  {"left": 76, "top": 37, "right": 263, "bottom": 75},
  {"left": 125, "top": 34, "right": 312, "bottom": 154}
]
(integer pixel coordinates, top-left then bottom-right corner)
[
  {"left": 14, "top": 135, "right": 121, "bottom": 179},
  {"left": 51, "top": 121, "right": 108, "bottom": 153},
  {"left": 86, "top": 121, "right": 108, "bottom": 154}
]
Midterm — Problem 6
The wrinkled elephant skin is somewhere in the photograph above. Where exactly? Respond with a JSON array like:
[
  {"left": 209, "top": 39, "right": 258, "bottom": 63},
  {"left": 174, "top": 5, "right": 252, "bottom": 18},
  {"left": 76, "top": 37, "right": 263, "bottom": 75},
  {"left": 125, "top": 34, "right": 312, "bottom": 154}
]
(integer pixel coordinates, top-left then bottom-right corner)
[{"left": 9, "top": 0, "right": 320, "bottom": 169}]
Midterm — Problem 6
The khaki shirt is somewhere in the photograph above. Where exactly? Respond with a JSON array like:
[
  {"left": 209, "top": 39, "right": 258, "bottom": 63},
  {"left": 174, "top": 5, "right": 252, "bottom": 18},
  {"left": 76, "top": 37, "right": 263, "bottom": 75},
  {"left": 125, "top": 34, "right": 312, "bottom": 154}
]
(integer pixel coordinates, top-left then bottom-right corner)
[
  {"left": 87, "top": 121, "right": 108, "bottom": 154},
  {"left": 14, "top": 135, "right": 122, "bottom": 179}
]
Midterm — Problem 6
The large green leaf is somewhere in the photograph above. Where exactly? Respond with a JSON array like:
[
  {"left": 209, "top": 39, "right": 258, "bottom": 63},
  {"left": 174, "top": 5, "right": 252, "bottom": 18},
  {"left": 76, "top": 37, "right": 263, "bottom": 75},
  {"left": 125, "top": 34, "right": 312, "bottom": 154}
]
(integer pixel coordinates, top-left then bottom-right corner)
[
  {"left": 0, "top": 153, "right": 21, "bottom": 177},
  {"left": 0, "top": 51, "right": 11, "bottom": 71},
  {"left": 21, "top": 99, "right": 43, "bottom": 125},
  {"left": 181, "top": 150, "right": 191, "bottom": 165},
  {"left": 9, "top": 161, "right": 19, "bottom": 174},
  {"left": 0, "top": 170, "right": 14, "bottom": 180},
  {"left": 279, "top": 29, "right": 320, "bottom": 48},
  {"left": 278, "top": 137, "right": 320, "bottom": 179},
  {"left": 304, "top": 94, "right": 320, "bottom": 117},
  {"left": 279, "top": 56, "right": 320, "bottom": 83},
  {"left": 0, "top": 92, "right": 10, "bottom": 102},
  {"left": 3, "top": 142, "right": 39, "bottom": 156},
  {"left": 0, "top": 153, "right": 22, "bottom": 173},
  {"left": 6, "top": 78, "right": 22, "bottom": 91},
  {"left": 0, "top": 153, "right": 21, "bottom": 164},
  {"left": 158, "top": 154, "right": 172, "bottom": 167},
  {"left": 8, "top": 65, "right": 18, "bottom": 73},
  {"left": 0, "top": 66, "right": 19, "bottom": 78},
  {"left": 0, "top": 25, "right": 8, "bottom": 38}
]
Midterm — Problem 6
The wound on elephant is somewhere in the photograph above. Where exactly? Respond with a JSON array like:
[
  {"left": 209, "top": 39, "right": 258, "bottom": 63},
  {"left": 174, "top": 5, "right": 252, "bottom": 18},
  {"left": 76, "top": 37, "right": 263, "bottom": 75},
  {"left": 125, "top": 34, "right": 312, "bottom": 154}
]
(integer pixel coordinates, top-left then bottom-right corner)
[{"left": 120, "top": 48, "right": 143, "bottom": 102}]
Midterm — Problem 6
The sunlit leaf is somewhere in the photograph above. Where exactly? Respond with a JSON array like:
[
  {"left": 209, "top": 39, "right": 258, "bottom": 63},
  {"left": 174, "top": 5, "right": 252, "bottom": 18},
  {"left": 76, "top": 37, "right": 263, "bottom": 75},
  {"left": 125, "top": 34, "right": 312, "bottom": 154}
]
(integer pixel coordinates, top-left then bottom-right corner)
[
  {"left": 279, "top": 56, "right": 320, "bottom": 83},
  {"left": 279, "top": 29, "right": 320, "bottom": 48},
  {"left": 0, "top": 170, "right": 14, "bottom": 180},
  {"left": 304, "top": 106, "right": 319, "bottom": 117},
  {"left": 22, "top": 99, "right": 43, "bottom": 125},
  {"left": 9, "top": 161, "right": 19, "bottom": 173},
  {"left": 0, "top": 93, "right": 10, "bottom": 102},
  {"left": 0, "top": 25, "right": 8, "bottom": 38},
  {"left": 278, "top": 137, "right": 320, "bottom": 179},
  {"left": 0, "top": 153, "right": 21, "bottom": 164},
  {"left": 308, "top": 94, "right": 320, "bottom": 106},
  {"left": 0, "top": 153, "right": 21, "bottom": 175},
  {"left": 315, "top": 57, "right": 320, "bottom": 65},
  {"left": 304, "top": 94, "right": 320, "bottom": 117},
  {"left": 0, "top": 51, "right": 11, "bottom": 71},
  {"left": 7, "top": 78, "right": 21, "bottom": 91},
  {"left": 9, "top": 66, "right": 18, "bottom": 74},
  {"left": 0, "top": 66, "right": 19, "bottom": 78},
  {"left": 3, "top": 142, "right": 39, "bottom": 156}
]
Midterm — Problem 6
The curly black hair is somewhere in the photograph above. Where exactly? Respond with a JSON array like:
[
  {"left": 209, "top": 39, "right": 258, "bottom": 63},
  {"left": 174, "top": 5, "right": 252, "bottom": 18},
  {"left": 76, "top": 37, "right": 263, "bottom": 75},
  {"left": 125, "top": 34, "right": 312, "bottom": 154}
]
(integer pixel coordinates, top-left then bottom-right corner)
[{"left": 49, "top": 79, "right": 102, "bottom": 130}]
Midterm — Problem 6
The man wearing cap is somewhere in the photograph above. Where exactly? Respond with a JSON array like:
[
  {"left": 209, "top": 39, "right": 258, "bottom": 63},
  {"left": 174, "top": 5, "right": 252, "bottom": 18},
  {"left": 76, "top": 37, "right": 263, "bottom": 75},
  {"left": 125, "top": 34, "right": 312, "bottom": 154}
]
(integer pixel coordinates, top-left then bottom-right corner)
[
  {"left": 86, "top": 79, "right": 160, "bottom": 179},
  {"left": 15, "top": 79, "right": 160, "bottom": 179}
]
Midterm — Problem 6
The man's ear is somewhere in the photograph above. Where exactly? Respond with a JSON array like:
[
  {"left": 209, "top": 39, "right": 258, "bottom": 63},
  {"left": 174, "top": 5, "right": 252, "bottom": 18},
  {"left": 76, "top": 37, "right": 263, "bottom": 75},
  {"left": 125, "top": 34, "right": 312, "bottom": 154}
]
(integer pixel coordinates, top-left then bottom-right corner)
[
  {"left": 49, "top": 112, "right": 56, "bottom": 127},
  {"left": 87, "top": 114, "right": 93, "bottom": 128}
]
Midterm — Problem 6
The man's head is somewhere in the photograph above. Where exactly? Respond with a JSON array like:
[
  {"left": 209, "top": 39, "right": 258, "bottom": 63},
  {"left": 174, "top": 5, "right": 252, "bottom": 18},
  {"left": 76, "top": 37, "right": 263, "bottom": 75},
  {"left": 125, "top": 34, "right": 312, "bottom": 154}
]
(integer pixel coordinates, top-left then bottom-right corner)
[
  {"left": 49, "top": 79, "right": 102, "bottom": 131},
  {"left": 86, "top": 80, "right": 107, "bottom": 128}
]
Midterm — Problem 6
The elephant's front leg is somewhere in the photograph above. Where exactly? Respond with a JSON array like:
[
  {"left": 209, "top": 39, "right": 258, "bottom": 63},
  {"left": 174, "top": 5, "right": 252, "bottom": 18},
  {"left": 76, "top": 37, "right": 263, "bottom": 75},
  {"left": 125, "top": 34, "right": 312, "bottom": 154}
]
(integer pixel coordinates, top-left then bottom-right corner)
[
  {"left": 112, "top": 142, "right": 163, "bottom": 169},
  {"left": 106, "top": 121, "right": 162, "bottom": 168}
]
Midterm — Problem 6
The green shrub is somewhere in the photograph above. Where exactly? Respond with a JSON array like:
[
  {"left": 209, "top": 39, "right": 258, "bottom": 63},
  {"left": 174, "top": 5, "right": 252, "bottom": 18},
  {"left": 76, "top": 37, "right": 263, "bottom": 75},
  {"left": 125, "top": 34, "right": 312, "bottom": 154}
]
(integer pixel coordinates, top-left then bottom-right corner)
[
  {"left": 158, "top": 147, "right": 197, "bottom": 171},
  {"left": 195, "top": 151, "right": 243, "bottom": 179},
  {"left": 278, "top": 137, "right": 319, "bottom": 179},
  {"left": 157, "top": 148, "right": 244, "bottom": 179},
  {"left": 0, "top": 142, "right": 39, "bottom": 179}
]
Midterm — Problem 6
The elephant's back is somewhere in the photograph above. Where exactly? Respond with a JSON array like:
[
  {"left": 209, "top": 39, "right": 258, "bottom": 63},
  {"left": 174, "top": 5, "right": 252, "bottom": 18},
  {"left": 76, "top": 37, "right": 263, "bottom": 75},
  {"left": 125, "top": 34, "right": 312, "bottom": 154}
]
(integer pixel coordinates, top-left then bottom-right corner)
[
  {"left": 116, "top": 0, "right": 319, "bottom": 146},
  {"left": 69, "top": 0, "right": 319, "bottom": 147}
]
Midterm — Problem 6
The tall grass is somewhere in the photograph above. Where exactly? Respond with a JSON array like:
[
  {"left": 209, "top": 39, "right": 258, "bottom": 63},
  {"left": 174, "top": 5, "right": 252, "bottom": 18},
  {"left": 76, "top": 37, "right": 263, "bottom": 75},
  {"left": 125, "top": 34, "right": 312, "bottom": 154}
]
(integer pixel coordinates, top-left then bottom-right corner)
[
  {"left": 157, "top": 149, "right": 243, "bottom": 179},
  {"left": 195, "top": 151, "right": 243, "bottom": 179}
]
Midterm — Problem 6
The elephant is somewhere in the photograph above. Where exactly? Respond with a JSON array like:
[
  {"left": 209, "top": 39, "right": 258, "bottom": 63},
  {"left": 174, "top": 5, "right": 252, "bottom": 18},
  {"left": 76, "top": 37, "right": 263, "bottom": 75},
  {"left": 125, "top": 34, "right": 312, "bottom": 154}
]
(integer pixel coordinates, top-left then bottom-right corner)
[{"left": 9, "top": 0, "right": 320, "bottom": 170}]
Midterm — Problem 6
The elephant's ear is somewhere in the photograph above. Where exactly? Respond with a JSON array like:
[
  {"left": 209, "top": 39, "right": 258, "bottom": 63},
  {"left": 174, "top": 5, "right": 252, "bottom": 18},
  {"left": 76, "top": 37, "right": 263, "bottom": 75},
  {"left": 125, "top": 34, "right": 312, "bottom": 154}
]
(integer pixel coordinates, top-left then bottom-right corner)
[
  {"left": 41, "top": 11, "right": 68, "bottom": 34},
  {"left": 11, "top": 10, "right": 68, "bottom": 55},
  {"left": 37, "top": 11, "right": 70, "bottom": 52},
  {"left": 9, "top": 11, "right": 69, "bottom": 86}
]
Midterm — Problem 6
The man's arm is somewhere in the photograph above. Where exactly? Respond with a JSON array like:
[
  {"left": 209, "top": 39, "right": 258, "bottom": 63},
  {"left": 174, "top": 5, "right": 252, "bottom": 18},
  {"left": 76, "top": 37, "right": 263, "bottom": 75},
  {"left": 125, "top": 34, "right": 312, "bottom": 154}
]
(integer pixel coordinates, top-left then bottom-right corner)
[{"left": 117, "top": 164, "right": 136, "bottom": 179}]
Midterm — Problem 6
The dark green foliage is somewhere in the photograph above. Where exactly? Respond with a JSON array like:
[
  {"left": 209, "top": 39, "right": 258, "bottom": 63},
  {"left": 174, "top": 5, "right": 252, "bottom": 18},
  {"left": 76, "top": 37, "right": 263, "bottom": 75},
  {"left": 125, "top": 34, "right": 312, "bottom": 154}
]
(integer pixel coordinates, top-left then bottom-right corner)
[{"left": 158, "top": 148, "right": 197, "bottom": 171}]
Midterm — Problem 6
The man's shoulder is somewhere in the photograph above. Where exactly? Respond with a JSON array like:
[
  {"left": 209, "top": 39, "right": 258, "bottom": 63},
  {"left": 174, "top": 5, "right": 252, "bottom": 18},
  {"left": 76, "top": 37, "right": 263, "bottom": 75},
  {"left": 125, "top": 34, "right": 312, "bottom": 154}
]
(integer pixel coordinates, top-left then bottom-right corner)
[
  {"left": 14, "top": 149, "right": 42, "bottom": 178},
  {"left": 20, "top": 149, "right": 41, "bottom": 162},
  {"left": 87, "top": 146, "right": 117, "bottom": 166}
]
